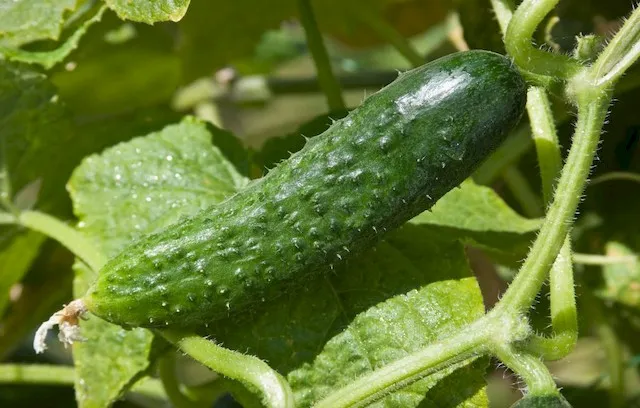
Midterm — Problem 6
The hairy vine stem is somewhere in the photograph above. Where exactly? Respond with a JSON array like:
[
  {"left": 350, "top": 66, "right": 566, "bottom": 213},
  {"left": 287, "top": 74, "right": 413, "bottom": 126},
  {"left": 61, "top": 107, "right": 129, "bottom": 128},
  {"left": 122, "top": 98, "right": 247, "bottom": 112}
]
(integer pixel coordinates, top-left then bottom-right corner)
[
  {"left": 495, "top": 86, "right": 611, "bottom": 313},
  {"left": 315, "top": 321, "right": 491, "bottom": 408},
  {"left": 18, "top": 210, "right": 106, "bottom": 273},
  {"left": 492, "top": 345, "right": 558, "bottom": 395},
  {"left": 522, "top": 87, "right": 577, "bottom": 360},
  {"left": 505, "top": 0, "right": 582, "bottom": 78},
  {"left": 160, "top": 330, "right": 295, "bottom": 408}
]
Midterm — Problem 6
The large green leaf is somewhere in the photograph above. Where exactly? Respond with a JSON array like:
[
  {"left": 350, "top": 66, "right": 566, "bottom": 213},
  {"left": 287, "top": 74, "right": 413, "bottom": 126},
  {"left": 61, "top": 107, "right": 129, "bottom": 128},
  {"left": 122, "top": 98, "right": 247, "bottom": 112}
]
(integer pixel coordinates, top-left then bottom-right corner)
[
  {"left": 0, "top": 0, "right": 77, "bottom": 47},
  {"left": 69, "top": 116, "right": 247, "bottom": 256},
  {"left": 411, "top": 180, "right": 541, "bottom": 261},
  {"left": 68, "top": 117, "right": 248, "bottom": 407},
  {"left": 287, "top": 278, "right": 487, "bottom": 407},
  {"left": 105, "top": 0, "right": 190, "bottom": 24}
]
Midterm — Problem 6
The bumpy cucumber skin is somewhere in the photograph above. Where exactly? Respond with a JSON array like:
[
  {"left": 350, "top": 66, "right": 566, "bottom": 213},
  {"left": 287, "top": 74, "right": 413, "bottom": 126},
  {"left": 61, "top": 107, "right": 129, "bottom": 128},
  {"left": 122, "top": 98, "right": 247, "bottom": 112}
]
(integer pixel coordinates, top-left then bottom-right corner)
[{"left": 85, "top": 50, "right": 526, "bottom": 328}]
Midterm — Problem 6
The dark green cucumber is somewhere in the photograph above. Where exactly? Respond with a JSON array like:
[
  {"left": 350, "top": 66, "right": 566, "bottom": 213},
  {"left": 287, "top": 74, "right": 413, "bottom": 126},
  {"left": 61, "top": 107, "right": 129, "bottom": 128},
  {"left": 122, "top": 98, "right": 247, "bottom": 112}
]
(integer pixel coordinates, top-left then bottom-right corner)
[{"left": 84, "top": 50, "right": 526, "bottom": 328}]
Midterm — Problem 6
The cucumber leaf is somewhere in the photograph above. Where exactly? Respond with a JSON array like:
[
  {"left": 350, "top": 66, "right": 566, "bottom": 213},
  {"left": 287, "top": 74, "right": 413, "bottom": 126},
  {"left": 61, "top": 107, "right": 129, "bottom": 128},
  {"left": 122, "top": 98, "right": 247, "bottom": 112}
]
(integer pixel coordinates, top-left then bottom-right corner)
[
  {"left": 68, "top": 116, "right": 248, "bottom": 257},
  {"left": 105, "top": 0, "right": 191, "bottom": 24},
  {"left": 68, "top": 117, "right": 248, "bottom": 408},
  {"left": 207, "top": 225, "right": 482, "bottom": 373},
  {"left": 288, "top": 277, "right": 488, "bottom": 407},
  {"left": 0, "top": 59, "right": 178, "bottom": 358},
  {"left": 0, "top": 0, "right": 78, "bottom": 47},
  {"left": 0, "top": 5, "right": 106, "bottom": 69},
  {"left": 411, "top": 180, "right": 541, "bottom": 262}
]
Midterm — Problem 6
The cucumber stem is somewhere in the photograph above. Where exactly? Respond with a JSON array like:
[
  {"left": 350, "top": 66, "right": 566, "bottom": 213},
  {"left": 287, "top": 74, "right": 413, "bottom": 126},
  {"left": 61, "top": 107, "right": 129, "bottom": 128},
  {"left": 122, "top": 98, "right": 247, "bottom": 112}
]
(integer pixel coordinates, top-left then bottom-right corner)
[
  {"left": 18, "top": 210, "right": 106, "bottom": 273},
  {"left": 314, "top": 314, "right": 530, "bottom": 408},
  {"left": 492, "top": 345, "right": 558, "bottom": 396},
  {"left": 505, "top": 0, "right": 582, "bottom": 79},
  {"left": 297, "top": 0, "right": 346, "bottom": 112},
  {"left": 489, "top": 0, "right": 515, "bottom": 33},
  {"left": 494, "top": 87, "right": 610, "bottom": 314},
  {"left": 572, "top": 252, "right": 638, "bottom": 265},
  {"left": 159, "top": 330, "right": 295, "bottom": 408},
  {"left": 472, "top": 125, "right": 533, "bottom": 185},
  {"left": 527, "top": 87, "right": 561, "bottom": 204},
  {"left": 590, "top": 171, "right": 640, "bottom": 185},
  {"left": 523, "top": 86, "right": 577, "bottom": 360},
  {"left": 590, "top": 5, "right": 640, "bottom": 88}
]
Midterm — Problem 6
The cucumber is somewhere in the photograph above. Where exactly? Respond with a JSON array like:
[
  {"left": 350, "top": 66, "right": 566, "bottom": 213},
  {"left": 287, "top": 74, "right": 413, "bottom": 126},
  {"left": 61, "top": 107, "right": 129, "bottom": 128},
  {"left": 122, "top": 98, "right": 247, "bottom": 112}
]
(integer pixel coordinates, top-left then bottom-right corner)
[{"left": 84, "top": 50, "right": 526, "bottom": 328}]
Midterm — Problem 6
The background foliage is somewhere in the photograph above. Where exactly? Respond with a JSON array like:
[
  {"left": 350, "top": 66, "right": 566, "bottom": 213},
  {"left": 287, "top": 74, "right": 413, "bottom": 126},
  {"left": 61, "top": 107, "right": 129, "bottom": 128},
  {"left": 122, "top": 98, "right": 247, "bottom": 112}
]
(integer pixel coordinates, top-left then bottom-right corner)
[{"left": 0, "top": 0, "right": 639, "bottom": 407}]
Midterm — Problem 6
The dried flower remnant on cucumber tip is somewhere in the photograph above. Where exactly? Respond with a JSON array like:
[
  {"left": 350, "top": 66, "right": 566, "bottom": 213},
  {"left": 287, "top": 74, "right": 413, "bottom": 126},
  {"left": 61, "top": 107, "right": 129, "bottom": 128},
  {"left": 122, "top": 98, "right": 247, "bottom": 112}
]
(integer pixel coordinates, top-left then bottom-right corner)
[{"left": 34, "top": 299, "right": 87, "bottom": 353}]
